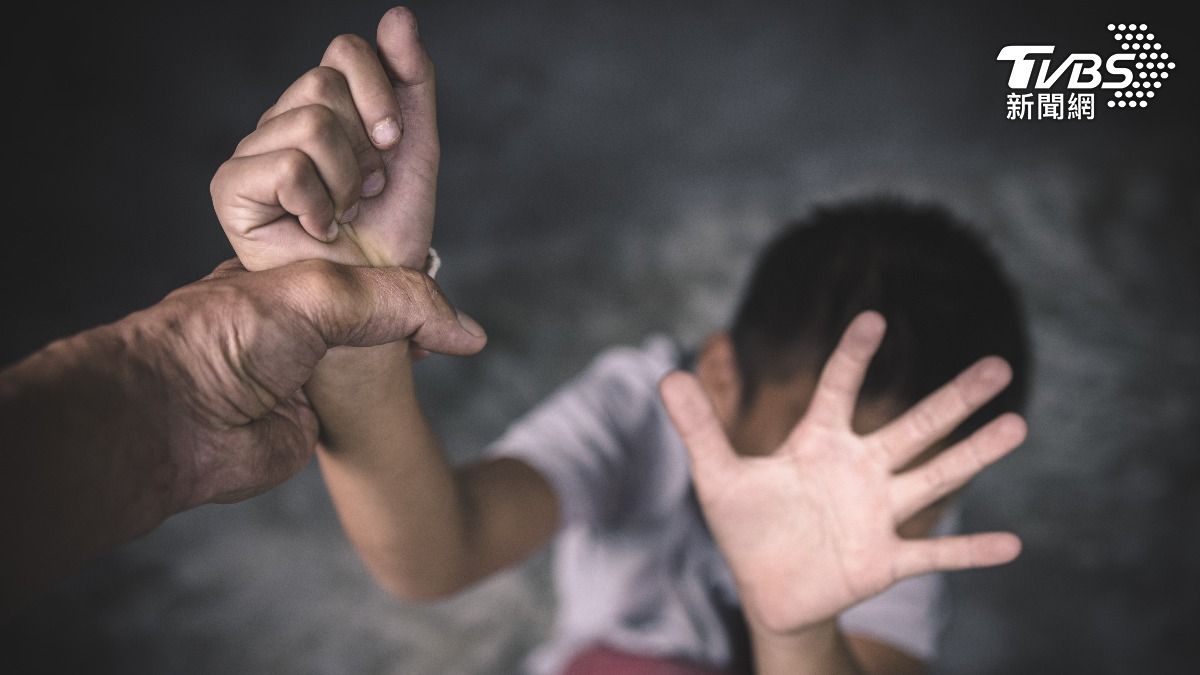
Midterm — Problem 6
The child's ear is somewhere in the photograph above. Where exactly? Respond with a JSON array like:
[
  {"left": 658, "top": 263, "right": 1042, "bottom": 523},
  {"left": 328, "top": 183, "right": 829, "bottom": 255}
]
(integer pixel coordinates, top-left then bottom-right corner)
[{"left": 694, "top": 332, "right": 742, "bottom": 430}]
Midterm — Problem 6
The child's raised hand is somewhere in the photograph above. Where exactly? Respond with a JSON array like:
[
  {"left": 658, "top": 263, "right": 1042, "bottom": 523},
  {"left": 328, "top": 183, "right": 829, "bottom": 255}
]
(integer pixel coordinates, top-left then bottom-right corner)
[
  {"left": 211, "top": 7, "right": 439, "bottom": 272},
  {"left": 660, "top": 311, "right": 1026, "bottom": 636}
]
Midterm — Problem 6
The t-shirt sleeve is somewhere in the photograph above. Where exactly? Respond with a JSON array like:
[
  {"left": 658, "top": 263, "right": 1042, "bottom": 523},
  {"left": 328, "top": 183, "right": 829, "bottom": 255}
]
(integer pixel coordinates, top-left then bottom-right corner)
[
  {"left": 837, "top": 506, "right": 961, "bottom": 661},
  {"left": 482, "top": 338, "right": 677, "bottom": 528}
]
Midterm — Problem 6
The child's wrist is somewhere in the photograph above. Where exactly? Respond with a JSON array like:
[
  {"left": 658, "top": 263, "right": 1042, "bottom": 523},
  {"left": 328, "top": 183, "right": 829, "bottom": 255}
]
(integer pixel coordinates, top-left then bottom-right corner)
[
  {"left": 749, "top": 618, "right": 858, "bottom": 675},
  {"left": 316, "top": 341, "right": 411, "bottom": 386}
]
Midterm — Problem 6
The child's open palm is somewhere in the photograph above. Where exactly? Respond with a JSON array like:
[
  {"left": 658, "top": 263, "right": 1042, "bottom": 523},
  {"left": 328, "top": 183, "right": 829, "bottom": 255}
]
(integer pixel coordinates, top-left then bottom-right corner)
[{"left": 660, "top": 311, "right": 1026, "bottom": 636}]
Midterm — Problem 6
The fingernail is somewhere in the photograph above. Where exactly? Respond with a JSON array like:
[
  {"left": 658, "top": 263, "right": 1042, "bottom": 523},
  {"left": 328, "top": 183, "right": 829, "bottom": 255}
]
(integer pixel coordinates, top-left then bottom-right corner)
[
  {"left": 326, "top": 220, "right": 339, "bottom": 242},
  {"left": 455, "top": 309, "right": 485, "bottom": 338},
  {"left": 372, "top": 117, "right": 401, "bottom": 147},
  {"left": 361, "top": 170, "right": 386, "bottom": 197},
  {"left": 340, "top": 201, "right": 359, "bottom": 223}
]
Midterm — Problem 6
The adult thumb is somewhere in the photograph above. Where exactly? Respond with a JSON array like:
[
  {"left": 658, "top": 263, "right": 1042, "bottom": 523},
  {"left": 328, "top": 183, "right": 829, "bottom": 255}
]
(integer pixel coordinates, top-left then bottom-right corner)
[{"left": 292, "top": 261, "right": 486, "bottom": 356}]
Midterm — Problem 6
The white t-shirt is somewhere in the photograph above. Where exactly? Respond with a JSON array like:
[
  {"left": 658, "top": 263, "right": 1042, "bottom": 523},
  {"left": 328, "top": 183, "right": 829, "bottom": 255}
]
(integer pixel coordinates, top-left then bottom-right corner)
[{"left": 485, "top": 336, "right": 950, "bottom": 674}]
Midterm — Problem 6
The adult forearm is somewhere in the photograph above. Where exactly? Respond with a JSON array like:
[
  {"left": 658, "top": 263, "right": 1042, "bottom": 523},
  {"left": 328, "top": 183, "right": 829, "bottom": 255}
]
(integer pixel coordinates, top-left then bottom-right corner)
[
  {"left": 749, "top": 618, "right": 865, "bottom": 675},
  {"left": 0, "top": 311, "right": 181, "bottom": 610},
  {"left": 307, "top": 342, "right": 476, "bottom": 600}
]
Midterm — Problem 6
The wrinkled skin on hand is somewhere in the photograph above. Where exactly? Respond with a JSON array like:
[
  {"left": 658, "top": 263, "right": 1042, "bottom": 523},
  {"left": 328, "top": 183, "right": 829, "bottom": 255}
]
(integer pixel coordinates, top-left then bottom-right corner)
[{"left": 141, "top": 258, "right": 481, "bottom": 507}]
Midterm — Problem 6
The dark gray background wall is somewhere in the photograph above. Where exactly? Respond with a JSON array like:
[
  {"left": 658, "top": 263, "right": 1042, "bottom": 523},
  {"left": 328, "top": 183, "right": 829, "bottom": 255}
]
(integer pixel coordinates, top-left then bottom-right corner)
[{"left": 3, "top": 1, "right": 1198, "bottom": 673}]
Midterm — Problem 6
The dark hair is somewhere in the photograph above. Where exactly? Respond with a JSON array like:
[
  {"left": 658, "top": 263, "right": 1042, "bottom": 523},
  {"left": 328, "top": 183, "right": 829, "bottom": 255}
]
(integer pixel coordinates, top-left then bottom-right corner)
[{"left": 729, "top": 197, "right": 1030, "bottom": 438}]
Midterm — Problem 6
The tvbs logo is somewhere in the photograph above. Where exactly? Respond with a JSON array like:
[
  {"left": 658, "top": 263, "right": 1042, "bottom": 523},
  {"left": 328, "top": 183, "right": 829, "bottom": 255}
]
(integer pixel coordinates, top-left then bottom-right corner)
[
  {"left": 997, "top": 46, "right": 1134, "bottom": 90},
  {"left": 997, "top": 23, "right": 1174, "bottom": 118}
]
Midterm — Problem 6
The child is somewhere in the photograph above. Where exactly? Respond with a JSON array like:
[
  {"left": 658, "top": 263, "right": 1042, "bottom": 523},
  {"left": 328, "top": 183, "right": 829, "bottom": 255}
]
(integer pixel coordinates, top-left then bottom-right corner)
[{"left": 210, "top": 8, "right": 1029, "bottom": 674}]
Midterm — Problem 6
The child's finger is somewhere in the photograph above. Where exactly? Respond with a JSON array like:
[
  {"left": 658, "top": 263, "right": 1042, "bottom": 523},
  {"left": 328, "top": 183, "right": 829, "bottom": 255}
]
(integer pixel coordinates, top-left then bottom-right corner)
[
  {"left": 236, "top": 105, "right": 363, "bottom": 224},
  {"left": 888, "top": 413, "right": 1026, "bottom": 524},
  {"left": 263, "top": 66, "right": 387, "bottom": 198},
  {"left": 375, "top": 7, "right": 439, "bottom": 170},
  {"left": 213, "top": 149, "right": 337, "bottom": 245},
  {"left": 659, "top": 371, "right": 739, "bottom": 488},
  {"left": 893, "top": 532, "right": 1021, "bottom": 579},
  {"left": 802, "top": 311, "right": 887, "bottom": 431},
  {"left": 872, "top": 356, "right": 1013, "bottom": 471},
  {"left": 320, "top": 33, "right": 406, "bottom": 153}
]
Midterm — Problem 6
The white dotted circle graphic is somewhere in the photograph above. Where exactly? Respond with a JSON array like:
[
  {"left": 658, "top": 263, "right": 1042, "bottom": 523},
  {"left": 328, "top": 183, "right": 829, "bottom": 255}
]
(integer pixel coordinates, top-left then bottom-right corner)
[{"left": 1104, "top": 23, "right": 1173, "bottom": 112}]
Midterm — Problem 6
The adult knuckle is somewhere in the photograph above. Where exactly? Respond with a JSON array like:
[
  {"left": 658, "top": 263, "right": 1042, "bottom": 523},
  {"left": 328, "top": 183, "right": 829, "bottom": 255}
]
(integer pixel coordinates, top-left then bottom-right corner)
[
  {"left": 186, "top": 280, "right": 261, "bottom": 333},
  {"left": 300, "top": 259, "right": 357, "bottom": 300}
]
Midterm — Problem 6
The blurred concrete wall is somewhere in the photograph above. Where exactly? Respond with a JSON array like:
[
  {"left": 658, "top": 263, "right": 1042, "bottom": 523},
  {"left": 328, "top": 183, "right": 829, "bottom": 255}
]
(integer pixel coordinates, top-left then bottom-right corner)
[{"left": 3, "top": 1, "right": 1197, "bottom": 673}]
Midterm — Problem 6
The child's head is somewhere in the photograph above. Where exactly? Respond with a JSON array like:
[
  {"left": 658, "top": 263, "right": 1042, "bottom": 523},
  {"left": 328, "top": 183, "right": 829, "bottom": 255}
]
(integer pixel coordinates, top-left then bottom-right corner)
[{"left": 694, "top": 197, "right": 1029, "bottom": 472}]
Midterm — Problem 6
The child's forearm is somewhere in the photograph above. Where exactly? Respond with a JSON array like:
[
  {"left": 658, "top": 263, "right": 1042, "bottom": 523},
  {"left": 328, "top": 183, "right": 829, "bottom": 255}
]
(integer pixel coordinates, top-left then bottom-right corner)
[{"left": 304, "top": 342, "right": 476, "bottom": 599}]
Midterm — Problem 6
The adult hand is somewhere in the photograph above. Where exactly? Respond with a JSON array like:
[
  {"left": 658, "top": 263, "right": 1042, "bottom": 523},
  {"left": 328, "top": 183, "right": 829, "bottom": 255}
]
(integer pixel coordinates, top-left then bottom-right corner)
[
  {"left": 1, "top": 257, "right": 483, "bottom": 609},
  {"left": 659, "top": 311, "right": 1026, "bottom": 637},
  {"left": 151, "top": 258, "right": 484, "bottom": 506},
  {"left": 210, "top": 7, "right": 438, "bottom": 271}
]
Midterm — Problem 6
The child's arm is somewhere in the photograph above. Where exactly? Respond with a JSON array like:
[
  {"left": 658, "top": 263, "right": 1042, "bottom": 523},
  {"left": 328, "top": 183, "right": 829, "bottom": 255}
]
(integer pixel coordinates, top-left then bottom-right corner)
[
  {"left": 307, "top": 341, "right": 560, "bottom": 598},
  {"left": 210, "top": 7, "right": 560, "bottom": 598},
  {"left": 661, "top": 311, "right": 1027, "bottom": 675},
  {"left": 314, "top": 340, "right": 557, "bottom": 599}
]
